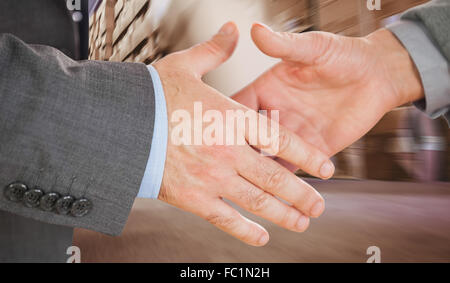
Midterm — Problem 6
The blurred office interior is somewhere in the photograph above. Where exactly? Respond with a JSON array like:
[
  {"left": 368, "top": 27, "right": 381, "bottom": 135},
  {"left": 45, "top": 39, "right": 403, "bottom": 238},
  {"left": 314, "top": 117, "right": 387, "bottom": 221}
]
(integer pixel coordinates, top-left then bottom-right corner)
[
  {"left": 89, "top": 0, "right": 448, "bottom": 183},
  {"left": 79, "top": 0, "right": 450, "bottom": 263}
]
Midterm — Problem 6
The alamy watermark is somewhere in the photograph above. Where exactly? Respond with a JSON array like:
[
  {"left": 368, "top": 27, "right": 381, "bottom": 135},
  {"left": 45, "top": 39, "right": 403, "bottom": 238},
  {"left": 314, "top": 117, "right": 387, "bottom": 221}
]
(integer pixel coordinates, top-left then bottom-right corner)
[
  {"left": 66, "top": 0, "right": 81, "bottom": 11},
  {"left": 367, "top": 0, "right": 381, "bottom": 11},
  {"left": 66, "top": 245, "right": 81, "bottom": 263},
  {"left": 367, "top": 246, "right": 381, "bottom": 263},
  {"left": 171, "top": 102, "right": 280, "bottom": 155},
  {"left": 66, "top": 0, "right": 83, "bottom": 22}
]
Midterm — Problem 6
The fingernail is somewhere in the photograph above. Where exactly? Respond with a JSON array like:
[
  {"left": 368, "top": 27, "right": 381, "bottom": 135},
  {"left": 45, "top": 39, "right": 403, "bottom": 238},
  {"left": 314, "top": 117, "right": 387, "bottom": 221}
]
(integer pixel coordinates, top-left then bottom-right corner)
[
  {"left": 219, "top": 22, "right": 235, "bottom": 35},
  {"left": 320, "top": 161, "right": 335, "bottom": 179},
  {"left": 258, "top": 234, "right": 269, "bottom": 246},
  {"left": 296, "top": 215, "right": 309, "bottom": 231},
  {"left": 310, "top": 201, "right": 325, "bottom": 217},
  {"left": 253, "top": 22, "right": 273, "bottom": 32}
]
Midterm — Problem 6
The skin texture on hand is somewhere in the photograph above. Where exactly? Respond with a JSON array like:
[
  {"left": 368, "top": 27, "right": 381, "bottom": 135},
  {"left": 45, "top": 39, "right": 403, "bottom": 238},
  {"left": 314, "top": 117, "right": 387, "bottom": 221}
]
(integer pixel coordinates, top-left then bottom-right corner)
[
  {"left": 153, "top": 22, "right": 335, "bottom": 246},
  {"left": 233, "top": 24, "right": 424, "bottom": 170}
]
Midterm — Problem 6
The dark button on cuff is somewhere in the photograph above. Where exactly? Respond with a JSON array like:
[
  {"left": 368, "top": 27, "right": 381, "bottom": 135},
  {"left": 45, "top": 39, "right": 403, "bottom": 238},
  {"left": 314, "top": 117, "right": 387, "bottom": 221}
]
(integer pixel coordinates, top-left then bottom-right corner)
[
  {"left": 55, "top": 195, "right": 75, "bottom": 215},
  {"left": 70, "top": 198, "right": 92, "bottom": 217},
  {"left": 23, "top": 187, "right": 44, "bottom": 208},
  {"left": 40, "top": 192, "right": 60, "bottom": 211},
  {"left": 4, "top": 182, "right": 28, "bottom": 202},
  {"left": 4, "top": 181, "right": 93, "bottom": 218}
]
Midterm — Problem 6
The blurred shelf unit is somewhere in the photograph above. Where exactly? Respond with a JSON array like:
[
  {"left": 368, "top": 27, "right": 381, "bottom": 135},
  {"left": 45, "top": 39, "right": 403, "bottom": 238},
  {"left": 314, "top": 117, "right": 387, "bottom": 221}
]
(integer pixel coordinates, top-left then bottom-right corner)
[
  {"left": 89, "top": 0, "right": 165, "bottom": 63},
  {"left": 314, "top": 0, "right": 430, "bottom": 36},
  {"left": 267, "top": 0, "right": 314, "bottom": 33}
]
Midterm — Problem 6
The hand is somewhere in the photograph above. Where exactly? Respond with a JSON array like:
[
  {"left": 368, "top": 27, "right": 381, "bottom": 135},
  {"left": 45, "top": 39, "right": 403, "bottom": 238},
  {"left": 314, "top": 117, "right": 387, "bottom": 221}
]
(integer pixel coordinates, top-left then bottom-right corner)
[
  {"left": 153, "top": 22, "right": 335, "bottom": 246},
  {"left": 234, "top": 24, "right": 424, "bottom": 170}
]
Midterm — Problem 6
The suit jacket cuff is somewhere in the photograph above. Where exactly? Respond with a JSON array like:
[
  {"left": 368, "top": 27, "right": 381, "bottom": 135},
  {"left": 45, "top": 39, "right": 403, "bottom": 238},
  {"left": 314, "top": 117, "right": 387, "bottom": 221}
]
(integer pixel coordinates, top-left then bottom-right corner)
[
  {"left": 388, "top": 20, "right": 450, "bottom": 124},
  {"left": 0, "top": 34, "right": 156, "bottom": 236}
]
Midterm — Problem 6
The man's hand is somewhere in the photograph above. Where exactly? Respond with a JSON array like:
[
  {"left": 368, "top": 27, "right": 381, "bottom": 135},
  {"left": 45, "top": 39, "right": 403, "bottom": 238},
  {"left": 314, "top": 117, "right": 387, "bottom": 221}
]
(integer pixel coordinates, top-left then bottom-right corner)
[
  {"left": 153, "top": 22, "right": 334, "bottom": 246},
  {"left": 234, "top": 24, "right": 424, "bottom": 170}
]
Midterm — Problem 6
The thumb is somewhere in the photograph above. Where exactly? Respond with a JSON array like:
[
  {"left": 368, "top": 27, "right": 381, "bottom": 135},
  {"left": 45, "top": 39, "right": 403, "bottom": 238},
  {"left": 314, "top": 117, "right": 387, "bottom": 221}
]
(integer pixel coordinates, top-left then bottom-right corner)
[
  {"left": 251, "top": 22, "right": 334, "bottom": 64},
  {"left": 182, "top": 22, "right": 239, "bottom": 77}
]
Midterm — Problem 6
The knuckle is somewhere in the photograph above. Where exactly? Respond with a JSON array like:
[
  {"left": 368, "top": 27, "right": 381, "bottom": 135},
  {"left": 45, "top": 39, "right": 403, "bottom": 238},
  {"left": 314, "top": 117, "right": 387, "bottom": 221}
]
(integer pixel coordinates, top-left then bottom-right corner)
[
  {"left": 280, "top": 209, "right": 297, "bottom": 229},
  {"left": 206, "top": 214, "right": 236, "bottom": 229},
  {"left": 302, "top": 150, "right": 316, "bottom": 172},
  {"left": 203, "top": 41, "right": 226, "bottom": 59},
  {"left": 265, "top": 167, "right": 287, "bottom": 192},
  {"left": 241, "top": 225, "right": 263, "bottom": 245},
  {"left": 281, "top": 32, "right": 299, "bottom": 43},
  {"left": 294, "top": 189, "right": 318, "bottom": 211},
  {"left": 248, "top": 190, "right": 270, "bottom": 212},
  {"left": 277, "top": 131, "right": 292, "bottom": 155}
]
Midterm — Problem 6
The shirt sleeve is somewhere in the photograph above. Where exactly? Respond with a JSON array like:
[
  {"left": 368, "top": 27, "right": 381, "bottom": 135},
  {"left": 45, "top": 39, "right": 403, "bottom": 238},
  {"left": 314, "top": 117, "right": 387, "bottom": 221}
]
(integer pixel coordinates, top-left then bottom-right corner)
[
  {"left": 137, "top": 65, "right": 168, "bottom": 199},
  {"left": 388, "top": 20, "right": 450, "bottom": 124}
]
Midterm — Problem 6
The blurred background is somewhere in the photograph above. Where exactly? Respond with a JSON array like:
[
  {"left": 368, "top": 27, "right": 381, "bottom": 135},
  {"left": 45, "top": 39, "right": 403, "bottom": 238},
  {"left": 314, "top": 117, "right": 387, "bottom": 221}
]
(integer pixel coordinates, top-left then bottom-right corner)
[{"left": 78, "top": 0, "right": 450, "bottom": 262}]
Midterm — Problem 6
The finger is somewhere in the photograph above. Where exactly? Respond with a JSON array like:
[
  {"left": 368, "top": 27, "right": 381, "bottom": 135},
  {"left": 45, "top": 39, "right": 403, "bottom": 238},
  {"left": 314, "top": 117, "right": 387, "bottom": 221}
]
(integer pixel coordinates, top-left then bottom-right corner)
[
  {"left": 236, "top": 147, "right": 326, "bottom": 218},
  {"left": 251, "top": 22, "right": 335, "bottom": 64},
  {"left": 274, "top": 158, "right": 299, "bottom": 173},
  {"left": 180, "top": 21, "right": 239, "bottom": 77},
  {"left": 245, "top": 112, "right": 335, "bottom": 179},
  {"left": 232, "top": 84, "right": 260, "bottom": 111},
  {"left": 189, "top": 197, "right": 270, "bottom": 246},
  {"left": 224, "top": 177, "right": 310, "bottom": 232}
]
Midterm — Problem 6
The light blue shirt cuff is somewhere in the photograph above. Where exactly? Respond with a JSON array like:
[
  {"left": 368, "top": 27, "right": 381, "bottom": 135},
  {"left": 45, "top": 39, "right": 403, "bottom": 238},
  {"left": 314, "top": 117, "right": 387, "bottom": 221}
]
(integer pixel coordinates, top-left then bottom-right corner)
[{"left": 137, "top": 65, "right": 168, "bottom": 199}]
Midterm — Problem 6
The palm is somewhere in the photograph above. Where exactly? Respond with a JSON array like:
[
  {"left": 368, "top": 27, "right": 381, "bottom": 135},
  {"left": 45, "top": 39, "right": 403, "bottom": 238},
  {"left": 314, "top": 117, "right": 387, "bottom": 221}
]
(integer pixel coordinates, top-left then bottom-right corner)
[{"left": 235, "top": 35, "right": 396, "bottom": 157}]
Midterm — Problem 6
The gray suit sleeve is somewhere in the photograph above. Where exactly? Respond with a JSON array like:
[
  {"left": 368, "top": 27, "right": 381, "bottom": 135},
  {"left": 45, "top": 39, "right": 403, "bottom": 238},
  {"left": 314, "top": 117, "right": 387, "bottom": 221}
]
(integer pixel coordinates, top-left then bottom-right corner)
[
  {"left": 0, "top": 34, "right": 155, "bottom": 236},
  {"left": 388, "top": 0, "right": 450, "bottom": 123}
]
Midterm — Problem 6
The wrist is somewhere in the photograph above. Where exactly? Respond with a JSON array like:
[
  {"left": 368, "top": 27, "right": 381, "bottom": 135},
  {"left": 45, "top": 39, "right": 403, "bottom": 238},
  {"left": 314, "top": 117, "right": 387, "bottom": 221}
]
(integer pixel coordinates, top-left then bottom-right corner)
[{"left": 366, "top": 28, "right": 424, "bottom": 107}]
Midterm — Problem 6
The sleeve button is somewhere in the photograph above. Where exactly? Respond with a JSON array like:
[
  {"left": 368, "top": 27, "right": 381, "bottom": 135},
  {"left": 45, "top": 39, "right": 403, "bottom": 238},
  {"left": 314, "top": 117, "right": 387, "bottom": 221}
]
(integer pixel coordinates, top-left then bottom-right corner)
[
  {"left": 23, "top": 187, "right": 44, "bottom": 208},
  {"left": 40, "top": 192, "right": 60, "bottom": 211},
  {"left": 55, "top": 195, "right": 75, "bottom": 215},
  {"left": 70, "top": 198, "right": 92, "bottom": 217},
  {"left": 4, "top": 182, "right": 28, "bottom": 202}
]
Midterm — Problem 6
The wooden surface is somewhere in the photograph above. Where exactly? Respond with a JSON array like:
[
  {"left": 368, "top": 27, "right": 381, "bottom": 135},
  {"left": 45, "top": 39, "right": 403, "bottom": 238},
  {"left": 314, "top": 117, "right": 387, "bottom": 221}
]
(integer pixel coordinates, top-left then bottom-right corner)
[{"left": 74, "top": 179, "right": 450, "bottom": 263}]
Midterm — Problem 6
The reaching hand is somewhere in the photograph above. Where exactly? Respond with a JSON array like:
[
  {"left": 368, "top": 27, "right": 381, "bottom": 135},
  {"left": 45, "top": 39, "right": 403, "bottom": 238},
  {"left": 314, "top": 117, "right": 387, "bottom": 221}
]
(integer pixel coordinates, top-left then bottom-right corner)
[
  {"left": 153, "top": 22, "right": 335, "bottom": 246},
  {"left": 234, "top": 24, "right": 424, "bottom": 170}
]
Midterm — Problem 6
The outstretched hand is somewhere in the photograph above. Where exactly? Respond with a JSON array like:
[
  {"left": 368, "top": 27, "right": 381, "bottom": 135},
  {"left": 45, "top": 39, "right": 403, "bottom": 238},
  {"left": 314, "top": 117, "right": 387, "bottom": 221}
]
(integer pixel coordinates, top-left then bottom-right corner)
[
  {"left": 154, "top": 22, "right": 334, "bottom": 246},
  {"left": 234, "top": 24, "right": 424, "bottom": 170}
]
